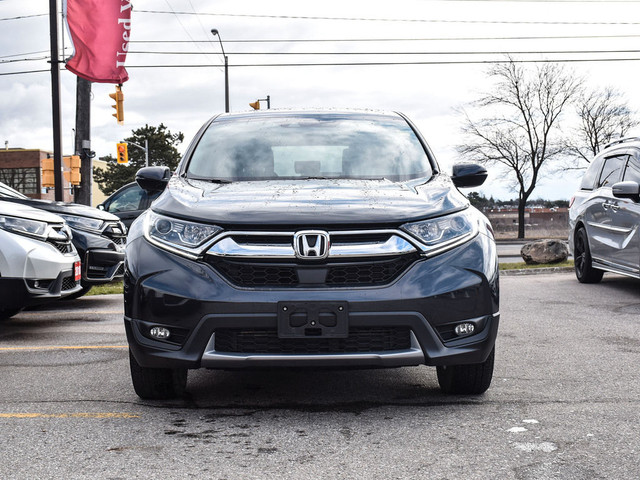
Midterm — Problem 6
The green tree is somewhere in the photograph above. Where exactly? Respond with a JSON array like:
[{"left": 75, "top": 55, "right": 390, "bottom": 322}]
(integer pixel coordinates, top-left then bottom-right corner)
[
  {"left": 94, "top": 124, "right": 184, "bottom": 195},
  {"left": 467, "top": 191, "right": 491, "bottom": 210}
]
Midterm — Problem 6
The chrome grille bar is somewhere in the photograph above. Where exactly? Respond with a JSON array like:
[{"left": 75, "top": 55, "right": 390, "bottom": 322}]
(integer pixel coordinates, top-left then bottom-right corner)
[{"left": 206, "top": 230, "right": 418, "bottom": 259}]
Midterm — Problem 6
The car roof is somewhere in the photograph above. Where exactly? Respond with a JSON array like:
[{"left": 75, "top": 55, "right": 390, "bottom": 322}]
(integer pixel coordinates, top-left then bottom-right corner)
[
  {"left": 211, "top": 108, "right": 404, "bottom": 122},
  {"left": 602, "top": 136, "right": 640, "bottom": 152}
]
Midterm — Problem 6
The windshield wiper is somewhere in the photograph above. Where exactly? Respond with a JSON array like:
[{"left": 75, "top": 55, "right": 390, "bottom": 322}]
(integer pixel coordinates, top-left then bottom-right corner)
[{"left": 186, "top": 175, "right": 232, "bottom": 184}]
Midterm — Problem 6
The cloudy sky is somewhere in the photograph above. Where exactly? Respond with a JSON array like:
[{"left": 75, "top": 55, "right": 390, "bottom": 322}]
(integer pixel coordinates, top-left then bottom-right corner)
[{"left": 2, "top": 0, "right": 640, "bottom": 200}]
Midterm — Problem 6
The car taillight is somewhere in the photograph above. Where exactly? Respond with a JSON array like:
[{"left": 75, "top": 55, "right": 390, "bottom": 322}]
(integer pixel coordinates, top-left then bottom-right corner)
[{"left": 569, "top": 196, "right": 575, "bottom": 208}]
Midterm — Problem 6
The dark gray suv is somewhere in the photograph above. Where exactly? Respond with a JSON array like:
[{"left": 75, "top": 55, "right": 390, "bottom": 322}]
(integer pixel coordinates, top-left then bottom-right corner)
[
  {"left": 124, "top": 110, "right": 500, "bottom": 399},
  {"left": 569, "top": 137, "right": 640, "bottom": 282}
]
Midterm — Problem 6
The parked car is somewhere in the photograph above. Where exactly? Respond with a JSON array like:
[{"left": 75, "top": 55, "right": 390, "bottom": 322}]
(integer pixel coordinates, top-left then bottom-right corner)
[
  {"left": 98, "top": 181, "right": 164, "bottom": 229},
  {"left": 0, "top": 200, "right": 82, "bottom": 319},
  {"left": 569, "top": 137, "right": 640, "bottom": 283},
  {"left": 0, "top": 182, "right": 127, "bottom": 297},
  {"left": 124, "top": 110, "right": 499, "bottom": 399}
]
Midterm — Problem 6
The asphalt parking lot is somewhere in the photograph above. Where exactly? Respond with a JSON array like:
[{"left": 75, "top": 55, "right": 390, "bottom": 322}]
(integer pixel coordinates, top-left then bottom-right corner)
[{"left": 0, "top": 272, "right": 639, "bottom": 479}]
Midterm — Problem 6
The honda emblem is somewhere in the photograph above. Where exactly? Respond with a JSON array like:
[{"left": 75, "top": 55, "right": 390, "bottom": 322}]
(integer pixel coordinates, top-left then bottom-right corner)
[{"left": 293, "top": 231, "right": 330, "bottom": 259}]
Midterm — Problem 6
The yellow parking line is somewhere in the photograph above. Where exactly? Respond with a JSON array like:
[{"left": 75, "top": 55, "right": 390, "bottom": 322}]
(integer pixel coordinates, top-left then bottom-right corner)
[
  {"left": 0, "top": 413, "right": 139, "bottom": 419},
  {"left": 0, "top": 345, "right": 128, "bottom": 351}
]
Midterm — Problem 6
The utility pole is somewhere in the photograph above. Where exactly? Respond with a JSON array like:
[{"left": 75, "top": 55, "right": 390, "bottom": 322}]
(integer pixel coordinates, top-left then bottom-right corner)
[
  {"left": 49, "top": 0, "right": 64, "bottom": 201},
  {"left": 74, "top": 77, "right": 93, "bottom": 206},
  {"left": 127, "top": 139, "right": 150, "bottom": 166}
]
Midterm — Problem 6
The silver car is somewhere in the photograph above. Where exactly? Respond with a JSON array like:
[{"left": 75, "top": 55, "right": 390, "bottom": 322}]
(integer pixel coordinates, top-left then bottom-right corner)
[{"left": 569, "top": 137, "right": 640, "bottom": 282}]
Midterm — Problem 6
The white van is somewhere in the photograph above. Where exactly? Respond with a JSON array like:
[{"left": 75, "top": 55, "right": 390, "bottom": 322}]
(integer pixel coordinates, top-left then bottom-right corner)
[{"left": 0, "top": 200, "right": 82, "bottom": 319}]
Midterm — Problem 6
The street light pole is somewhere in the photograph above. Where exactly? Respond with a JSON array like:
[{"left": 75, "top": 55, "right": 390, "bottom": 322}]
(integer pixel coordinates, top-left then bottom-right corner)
[{"left": 211, "top": 29, "right": 229, "bottom": 113}]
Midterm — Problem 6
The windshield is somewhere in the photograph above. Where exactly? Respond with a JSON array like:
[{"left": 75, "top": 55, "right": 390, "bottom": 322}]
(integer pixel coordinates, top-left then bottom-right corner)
[{"left": 185, "top": 113, "right": 433, "bottom": 182}]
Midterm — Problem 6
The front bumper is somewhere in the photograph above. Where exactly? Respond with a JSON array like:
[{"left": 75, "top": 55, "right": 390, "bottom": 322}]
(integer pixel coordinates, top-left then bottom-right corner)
[
  {"left": 81, "top": 248, "right": 125, "bottom": 284},
  {"left": 0, "top": 231, "right": 82, "bottom": 309},
  {"left": 70, "top": 229, "right": 125, "bottom": 285},
  {"left": 124, "top": 233, "right": 499, "bottom": 370}
]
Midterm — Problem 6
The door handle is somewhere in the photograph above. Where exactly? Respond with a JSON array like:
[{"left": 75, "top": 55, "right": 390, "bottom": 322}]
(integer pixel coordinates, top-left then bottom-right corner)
[{"left": 603, "top": 202, "right": 619, "bottom": 212}]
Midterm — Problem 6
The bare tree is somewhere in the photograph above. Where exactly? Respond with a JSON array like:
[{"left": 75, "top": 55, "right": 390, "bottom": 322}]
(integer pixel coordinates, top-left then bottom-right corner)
[
  {"left": 458, "top": 59, "right": 582, "bottom": 239},
  {"left": 567, "top": 87, "right": 638, "bottom": 166}
]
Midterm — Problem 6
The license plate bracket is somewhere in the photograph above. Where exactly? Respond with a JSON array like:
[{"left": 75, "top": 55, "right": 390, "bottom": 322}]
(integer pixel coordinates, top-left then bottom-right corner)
[{"left": 277, "top": 301, "right": 348, "bottom": 338}]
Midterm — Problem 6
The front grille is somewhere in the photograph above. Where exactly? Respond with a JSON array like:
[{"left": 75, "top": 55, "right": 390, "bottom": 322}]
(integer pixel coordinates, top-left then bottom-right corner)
[
  {"left": 214, "top": 261, "right": 298, "bottom": 286},
  {"left": 48, "top": 240, "right": 74, "bottom": 254},
  {"left": 209, "top": 254, "right": 418, "bottom": 288},
  {"left": 61, "top": 276, "right": 77, "bottom": 291},
  {"left": 325, "top": 255, "right": 416, "bottom": 285},
  {"left": 214, "top": 327, "right": 412, "bottom": 354},
  {"left": 110, "top": 236, "right": 126, "bottom": 246}
]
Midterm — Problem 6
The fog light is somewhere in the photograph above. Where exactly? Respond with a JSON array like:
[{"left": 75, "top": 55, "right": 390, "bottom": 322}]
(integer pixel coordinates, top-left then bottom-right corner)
[
  {"left": 150, "top": 326, "right": 171, "bottom": 340},
  {"left": 454, "top": 322, "right": 475, "bottom": 336},
  {"left": 34, "top": 280, "right": 40, "bottom": 288}
]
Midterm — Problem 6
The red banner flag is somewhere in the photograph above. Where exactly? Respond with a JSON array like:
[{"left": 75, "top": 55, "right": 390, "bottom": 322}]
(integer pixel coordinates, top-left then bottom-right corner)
[{"left": 64, "top": 0, "right": 131, "bottom": 83}]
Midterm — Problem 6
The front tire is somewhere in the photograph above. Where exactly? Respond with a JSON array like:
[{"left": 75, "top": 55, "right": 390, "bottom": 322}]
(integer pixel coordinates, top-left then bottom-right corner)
[
  {"left": 437, "top": 348, "right": 495, "bottom": 395},
  {"left": 574, "top": 227, "right": 603, "bottom": 284},
  {"left": 129, "top": 350, "right": 187, "bottom": 399}
]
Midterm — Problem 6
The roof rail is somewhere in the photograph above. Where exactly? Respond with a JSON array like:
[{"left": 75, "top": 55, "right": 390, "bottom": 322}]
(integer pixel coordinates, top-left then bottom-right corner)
[{"left": 603, "top": 136, "right": 640, "bottom": 150}]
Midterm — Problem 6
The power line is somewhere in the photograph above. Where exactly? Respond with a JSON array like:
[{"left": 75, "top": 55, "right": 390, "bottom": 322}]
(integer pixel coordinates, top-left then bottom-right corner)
[
  {"left": 0, "top": 56, "right": 49, "bottom": 64},
  {"left": 0, "top": 49, "right": 49, "bottom": 59},
  {"left": 135, "top": 9, "right": 640, "bottom": 25},
  {"left": 126, "top": 49, "right": 640, "bottom": 56},
  {"left": 0, "top": 13, "right": 47, "bottom": 21},
  {"left": 130, "top": 34, "right": 640, "bottom": 44},
  {"left": 0, "top": 69, "right": 49, "bottom": 76},
  {"left": 122, "top": 57, "right": 640, "bottom": 68},
  {"left": 3, "top": 56, "right": 639, "bottom": 76}
]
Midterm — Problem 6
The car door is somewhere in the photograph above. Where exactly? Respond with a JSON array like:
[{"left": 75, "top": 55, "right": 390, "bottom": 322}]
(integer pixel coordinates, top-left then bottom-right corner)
[
  {"left": 102, "top": 184, "right": 146, "bottom": 229},
  {"left": 584, "top": 153, "right": 628, "bottom": 267},
  {"left": 609, "top": 153, "right": 640, "bottom": 274}
]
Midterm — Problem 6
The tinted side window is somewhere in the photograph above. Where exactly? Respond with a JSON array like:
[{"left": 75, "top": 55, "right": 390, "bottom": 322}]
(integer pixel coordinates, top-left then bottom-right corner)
[
  {"left": 623, "top": 155, "right": 640, "bottom": 184},
  {"left": 580, "top": 155, "right": 604, "bottom": 190},
  {"left": 106, "top": 185, "right": 144, "bottom": 213},
  {"left": 597, "top": 155, "right": 627, "bottom": 188}
]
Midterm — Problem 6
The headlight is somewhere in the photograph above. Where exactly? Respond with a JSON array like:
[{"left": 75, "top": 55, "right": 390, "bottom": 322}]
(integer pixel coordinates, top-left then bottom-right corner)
[
  {"left": 401, "top": 209, "right": 478, "bottom": 256},
  {"left": 144, "top": 211, "right": 222, "bottom": 258},
  {"left": 0, "top": 215, "right": 48, "bottom": 239},
  {"left": 59, "top": 214, "right": 104, "bottom": 232}
]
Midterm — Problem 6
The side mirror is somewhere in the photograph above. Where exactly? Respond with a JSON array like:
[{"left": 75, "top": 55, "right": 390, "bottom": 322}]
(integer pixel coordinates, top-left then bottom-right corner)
[
  {"left": 612, "top": 180, "right": 640, "bottom": 202},
  {"left": 136, "top": 166, "right": 171, "bottom": 193},
  {"left": 97, "top": 204, "right": 105, "bottom": 211},
  {"left": 452, "top": 163, "right": 488, "bottom": 188}
]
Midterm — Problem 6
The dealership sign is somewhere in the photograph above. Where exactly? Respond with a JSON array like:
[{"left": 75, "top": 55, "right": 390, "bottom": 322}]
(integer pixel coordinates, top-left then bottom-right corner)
[{"left": 64, "top": 0, "right": 131, "bottom": 83}]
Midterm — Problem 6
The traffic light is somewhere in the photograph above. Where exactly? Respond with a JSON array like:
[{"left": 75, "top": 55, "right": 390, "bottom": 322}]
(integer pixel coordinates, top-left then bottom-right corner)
[
  {"left": 116, "top": 143, "right": 129, "bottom": 164},
  {"left": 109, "top": 85, "right": 124, "bottom": 125},
  {"left": 249, "top": 100, "right": 260, "bottom": 110},
  {"left": 63, "top": 155, "right": 81, "bottom": 185},
  {"left": 42, "top": 157, "right": 55, "bottom": 188}
]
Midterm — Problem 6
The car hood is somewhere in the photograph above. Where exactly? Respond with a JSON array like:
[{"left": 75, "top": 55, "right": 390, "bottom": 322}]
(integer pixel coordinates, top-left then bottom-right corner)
[
  {"left": 1, "top": 197, "right": 120, "bottom": 221},
  {"left": 152, "top": 175, "right": 469, "bottom": 226},
  {"left": 0, "top": 199, "right": 66, "bottom": 224}
]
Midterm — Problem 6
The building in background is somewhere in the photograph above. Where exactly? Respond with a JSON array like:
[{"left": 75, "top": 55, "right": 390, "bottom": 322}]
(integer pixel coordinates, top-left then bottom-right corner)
[
  {"left": 91, "top": 158, "right": 108, "bottom": 207},
  {"left": 0, "top": 148, "right": 75, "bottom": 202}
]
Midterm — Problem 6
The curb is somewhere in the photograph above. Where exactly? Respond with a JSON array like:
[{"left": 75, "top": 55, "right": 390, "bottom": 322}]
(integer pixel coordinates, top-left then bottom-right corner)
[{"left": 500, "top": 266, "right": 574, "bottom": 276}]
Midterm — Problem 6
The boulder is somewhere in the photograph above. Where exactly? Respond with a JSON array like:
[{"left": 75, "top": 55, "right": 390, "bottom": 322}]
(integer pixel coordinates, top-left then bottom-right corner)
[{"left": 520, "top": 239, "right": 569, "bottom": 265}]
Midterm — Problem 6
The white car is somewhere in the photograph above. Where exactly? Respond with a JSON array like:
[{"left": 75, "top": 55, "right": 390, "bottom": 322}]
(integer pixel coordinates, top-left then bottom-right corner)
[{"left": 0, "top": 201, "right": 82, "bottom": 320}]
